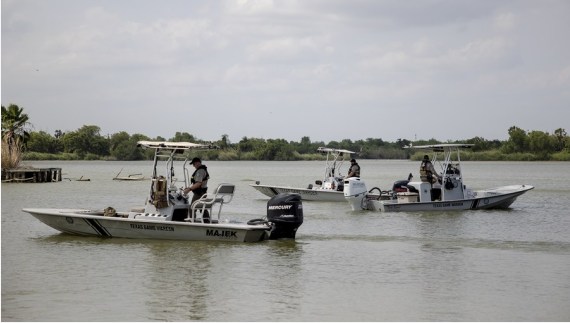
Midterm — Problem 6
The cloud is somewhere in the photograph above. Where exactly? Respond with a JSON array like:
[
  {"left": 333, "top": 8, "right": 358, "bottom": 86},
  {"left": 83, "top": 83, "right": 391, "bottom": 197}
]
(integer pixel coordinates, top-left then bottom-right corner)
[{"left": 2, "top": 0, "right": 569, "bottom": 142}]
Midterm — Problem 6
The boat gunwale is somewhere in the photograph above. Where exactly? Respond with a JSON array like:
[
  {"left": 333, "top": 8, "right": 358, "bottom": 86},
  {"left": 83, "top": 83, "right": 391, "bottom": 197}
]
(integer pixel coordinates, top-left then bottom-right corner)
[
  {"left": 374, "top": 185, "right": 532, "bottom": 208},
  {"left": 22, "top": 208, "right": 270, "bottom": 231}
]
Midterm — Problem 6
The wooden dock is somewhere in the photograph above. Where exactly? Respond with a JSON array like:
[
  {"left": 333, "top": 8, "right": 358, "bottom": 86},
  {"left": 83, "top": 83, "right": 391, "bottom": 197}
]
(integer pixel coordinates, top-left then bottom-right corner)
[{"left": 2, "top": 168, "right": 62, "bottom": 183}]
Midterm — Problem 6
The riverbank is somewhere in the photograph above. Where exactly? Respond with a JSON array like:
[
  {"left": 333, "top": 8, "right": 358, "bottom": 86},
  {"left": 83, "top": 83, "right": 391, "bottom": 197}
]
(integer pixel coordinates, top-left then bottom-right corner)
[{"left": 22, "top": 149, "right": 570, "bottom": 161}]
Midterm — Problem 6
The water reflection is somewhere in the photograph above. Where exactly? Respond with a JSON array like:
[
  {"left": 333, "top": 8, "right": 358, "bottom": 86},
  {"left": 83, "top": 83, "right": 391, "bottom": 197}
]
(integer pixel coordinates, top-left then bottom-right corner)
[
  {"left": 413, "top": 213, "right": 468, "bottom": 321},
  {"left": 258, "top": 241, "right": 305, "bottom": 316},
  {"left": 143, "top": 241, "right": 215, "bottom": 321},
  {"left": 138, "top": 240, "right": 305, "bottom": 321}
]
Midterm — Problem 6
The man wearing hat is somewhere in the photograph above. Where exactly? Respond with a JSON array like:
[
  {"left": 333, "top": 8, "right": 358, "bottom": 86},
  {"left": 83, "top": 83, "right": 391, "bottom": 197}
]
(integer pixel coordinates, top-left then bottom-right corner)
[
  {"left": 419, "top": 154, "right": 440, "bottom": 184},
  {"left": 346, "top": 158, "right": 361, "bottom": 178},
  {"left": 183, "top": 157, "right": 210, "bottom": 220}
]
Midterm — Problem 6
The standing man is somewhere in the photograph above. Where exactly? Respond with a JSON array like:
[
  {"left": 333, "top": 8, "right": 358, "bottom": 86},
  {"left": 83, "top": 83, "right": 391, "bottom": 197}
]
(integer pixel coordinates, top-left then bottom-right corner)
[
  {"left": 183, "top": 157, "right": 210, "bottom": 221},
  {"left": 346, "top": 158, "right": 361, "bottom": 178}
]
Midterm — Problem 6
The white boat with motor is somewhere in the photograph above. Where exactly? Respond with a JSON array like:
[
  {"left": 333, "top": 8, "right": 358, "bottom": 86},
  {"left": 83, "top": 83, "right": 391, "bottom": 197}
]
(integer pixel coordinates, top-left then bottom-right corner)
[
  {"left": 250, "top": 147, "right": 357, "bottom": 202},
  {"left": 23, "top": 141, "right": 304, "bottom": 243},
  {"left": 344, "top": 144, "right": 534, "bottom": 212}
]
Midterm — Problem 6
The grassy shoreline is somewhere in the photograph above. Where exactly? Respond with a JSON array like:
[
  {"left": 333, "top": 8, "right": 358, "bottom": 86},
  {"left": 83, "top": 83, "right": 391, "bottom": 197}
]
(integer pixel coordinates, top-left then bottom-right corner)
[{"left": 22, "top": 150, "right": 570, "bottom": 162}]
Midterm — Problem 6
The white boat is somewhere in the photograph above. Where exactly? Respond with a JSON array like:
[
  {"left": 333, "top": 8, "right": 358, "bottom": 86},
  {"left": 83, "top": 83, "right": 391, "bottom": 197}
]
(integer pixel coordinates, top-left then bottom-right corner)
[
  {"left": 344, "top": 144, "right": 534, "bottom": 212},
  {"left": 250, "top": 147, "right": 357, "bottom": 201},
  {"left": 23, "top": 141, "right": 304, "bottom": 242}
]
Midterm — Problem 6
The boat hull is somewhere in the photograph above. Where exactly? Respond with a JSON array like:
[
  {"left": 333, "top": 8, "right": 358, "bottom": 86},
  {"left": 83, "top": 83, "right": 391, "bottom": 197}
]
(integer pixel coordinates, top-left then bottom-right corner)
[
  {"left": 23, "top": 208, "right": 270, "bottom": 242},
  {"left": 250, "top": 184, "right": 344, "bottom": 202},
  {"left": 366, "top": 185, "right": 533, "bottom": 212}
]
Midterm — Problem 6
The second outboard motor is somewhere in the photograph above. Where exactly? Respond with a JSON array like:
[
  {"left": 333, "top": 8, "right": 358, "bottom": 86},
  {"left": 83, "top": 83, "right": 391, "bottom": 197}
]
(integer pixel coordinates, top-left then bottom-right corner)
[
  {"left": 344, "top": 177, "right": 368, "bottom": 197},
  {"left": 344, "top": 177, "right": 368, "bottom": 211},
  {"left": 267, "top": 193, "right": 303, "bottom": 240}
]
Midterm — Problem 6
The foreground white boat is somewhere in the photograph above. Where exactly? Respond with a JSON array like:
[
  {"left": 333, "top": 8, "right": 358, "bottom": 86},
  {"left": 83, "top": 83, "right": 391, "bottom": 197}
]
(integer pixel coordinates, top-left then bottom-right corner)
[
  {"left": 23, "top": 141, "right": 304, "bottom": 242},
  {"left": 344, "top": 144, "right": 534, "bottom": 212},
  {"left": 250, "top": 147, "right": 356, "bottom": 201}
]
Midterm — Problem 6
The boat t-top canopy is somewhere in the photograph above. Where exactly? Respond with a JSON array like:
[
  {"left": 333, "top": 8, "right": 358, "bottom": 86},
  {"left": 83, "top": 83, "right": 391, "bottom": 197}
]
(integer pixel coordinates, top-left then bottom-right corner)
[
  {"left": 406, "top": 144, "right": 474, "bottom": 175},
  {"left": 406, "top": 144, "right": 474, "bottom": 151},
  {"left": 316, "top": 147, "right": 356, "bottom": 179},
  {"left": 137, "top": 141, "right": 218, "bottom": 151},
  {"left": 317, "top": 147, "right": 356, "bottom": 155},
  {"left": 137, "top": 141, "right": 218, "bottom": 198}
]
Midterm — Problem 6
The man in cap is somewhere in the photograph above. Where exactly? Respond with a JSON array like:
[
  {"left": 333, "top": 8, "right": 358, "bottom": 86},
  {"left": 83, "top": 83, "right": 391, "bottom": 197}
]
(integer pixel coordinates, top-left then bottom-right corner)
[
  {"left": 346, "top": 158, "right": 361, "bottom": 178},
  {"left": 183, "top": 157, "right": 210, "bottom": 221}
]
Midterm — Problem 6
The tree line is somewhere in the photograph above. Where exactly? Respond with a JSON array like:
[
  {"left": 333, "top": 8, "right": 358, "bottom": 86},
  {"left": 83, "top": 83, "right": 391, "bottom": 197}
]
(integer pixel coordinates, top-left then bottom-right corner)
[{"left": 2, "top": 104, "right": 570, "bottom": 166}]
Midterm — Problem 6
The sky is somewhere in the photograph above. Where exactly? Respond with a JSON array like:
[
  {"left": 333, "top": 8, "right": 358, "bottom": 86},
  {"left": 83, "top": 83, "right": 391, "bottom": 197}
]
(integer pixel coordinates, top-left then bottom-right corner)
[{"left": 2, "top": 0, "right": 569, "bottom": 144}]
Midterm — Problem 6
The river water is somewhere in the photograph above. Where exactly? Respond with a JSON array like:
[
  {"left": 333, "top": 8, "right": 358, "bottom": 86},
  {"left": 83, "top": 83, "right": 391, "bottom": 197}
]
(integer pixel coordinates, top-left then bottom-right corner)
[{"left": 2, "top": 160, "right": 570, "bottom": 321}]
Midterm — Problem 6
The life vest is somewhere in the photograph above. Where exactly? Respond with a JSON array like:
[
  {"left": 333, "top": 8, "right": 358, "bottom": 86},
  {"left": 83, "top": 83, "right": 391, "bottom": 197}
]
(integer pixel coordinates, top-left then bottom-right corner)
[
  {"left": 420, "top": 161, "right": 436, "bottom": 183},
  {"left": 349, "top": 163, "right": 360, "bottom": 177},
  {"left": 191, "top": 165, "right": 210, "bottom": 195}
]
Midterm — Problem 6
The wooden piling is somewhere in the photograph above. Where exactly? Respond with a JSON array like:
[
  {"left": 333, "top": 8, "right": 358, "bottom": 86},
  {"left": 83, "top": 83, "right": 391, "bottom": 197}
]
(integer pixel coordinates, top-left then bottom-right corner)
[{"left": 1, "top": 168, "right": 62, "bottom": 183}]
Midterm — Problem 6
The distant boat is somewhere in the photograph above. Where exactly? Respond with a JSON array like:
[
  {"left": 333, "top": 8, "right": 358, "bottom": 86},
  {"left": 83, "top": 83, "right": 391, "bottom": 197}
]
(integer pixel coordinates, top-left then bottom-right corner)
[
  {"left": 250, "top": 147, "right": 358, "bottom": 202},
  {"left": 344, "top": 144, "right": 533, "bottom": 212}
]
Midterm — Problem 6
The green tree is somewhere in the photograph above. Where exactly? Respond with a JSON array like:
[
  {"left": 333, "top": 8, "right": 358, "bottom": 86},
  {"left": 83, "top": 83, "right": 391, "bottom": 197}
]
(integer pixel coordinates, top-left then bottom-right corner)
[
  {"left": 296, "top": 136, "right": 313, "bottom": 154},
  {"left": 61, "top": 125, "right": 110, "bottom": 158},
  {"left": 466, "top": 136, "right": 491, "bottom": 152},
  {"left": 554, "top": 128, "right": 567, "bottom": 151},
  {"left": 110, "top": 132, "right": 149, "bottom": 160},
  {"left": 260, "top": 139, "right": 295, "bottom": 160},
  {"left": 1, "top": 104, "right": 32, "bottom": 146},
  {"left": 219, "top": 134, "right": 230, "bottom": 149},
  {"left": 339, "top": 139, "right": 355, "bottom": 151},
  {"left": 502, "top": 126, "right": 528, "bottom": 153},
  {"left": 110, "top": 131, "right": 130, "bottom": 151},
  {"left": 1, "top": 104, "right": 32, "bottom": 168},
  {"left": 238, "top": 137, "right": 266, "bottom": 153},
  {"left": 170, "top": 132, "right": 196, "bottom": 142},
  {"left": 27, "top": 131, "right": 62, "bottom": 153},
  {"left": 327, "top": 140, "right": 340, "bottom": 149},
  {"left": 110, "top": 131, "right": 131, "bottom": 160},
  {"left": 528, "top": 130, "right": 555, "bottom": 158},
  {"left": 396, "top": 138, "right": 411, "bottom": 148}
]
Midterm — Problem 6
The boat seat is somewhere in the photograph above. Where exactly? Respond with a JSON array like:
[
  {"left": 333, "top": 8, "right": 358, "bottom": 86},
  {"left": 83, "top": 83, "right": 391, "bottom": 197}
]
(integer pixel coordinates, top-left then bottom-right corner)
[{"left": 186, "top": 183, "right": 235, "bottom": 223}]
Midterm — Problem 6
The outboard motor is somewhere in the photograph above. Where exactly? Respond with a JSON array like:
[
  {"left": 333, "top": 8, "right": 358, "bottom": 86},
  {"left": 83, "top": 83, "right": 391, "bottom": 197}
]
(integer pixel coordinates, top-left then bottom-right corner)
[
  {"left": 344, "top": 177, "right": 368, "bottom": 211},
  {"left": 266, "top": 193, "right": 303, "bottom": 240},
  {"left": 344, "top": 177, "right": 368, "bottom": 197}
]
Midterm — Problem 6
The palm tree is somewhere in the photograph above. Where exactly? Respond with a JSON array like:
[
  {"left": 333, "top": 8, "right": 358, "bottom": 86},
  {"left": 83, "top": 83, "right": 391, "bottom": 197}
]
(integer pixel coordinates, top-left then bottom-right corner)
[
  {"left": 1, "top": 104, "right": 32, "bottom": 169},
  {"left": 2, "top": 104, "right": 32, "bottom": 145}
]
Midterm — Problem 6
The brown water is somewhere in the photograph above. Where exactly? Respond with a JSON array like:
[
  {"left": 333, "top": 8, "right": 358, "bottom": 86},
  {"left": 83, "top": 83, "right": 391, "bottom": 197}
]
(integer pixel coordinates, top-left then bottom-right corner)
[{"left": 2, "top": 160, "right": 570, "bottom": 321}]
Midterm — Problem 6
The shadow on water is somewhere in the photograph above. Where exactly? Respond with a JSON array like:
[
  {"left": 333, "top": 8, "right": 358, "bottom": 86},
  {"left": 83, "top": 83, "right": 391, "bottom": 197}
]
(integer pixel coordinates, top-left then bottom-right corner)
[
  {"left": 139, "top": 239, "right": 306, "bottom": 321},
  {"left": 28, "top": 232, "right": 306, "bottom": 321}
]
